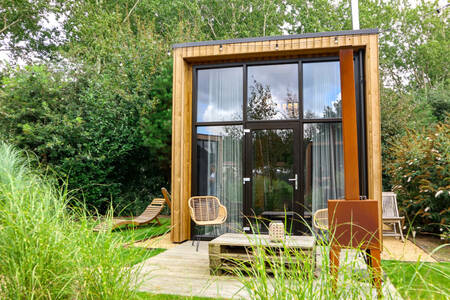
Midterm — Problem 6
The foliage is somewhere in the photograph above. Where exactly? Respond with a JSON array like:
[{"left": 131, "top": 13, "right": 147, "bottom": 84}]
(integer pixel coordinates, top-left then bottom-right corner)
[
  {"left": 0, "top": 0, "right": 66, "bottom": 59},
  {"left": 0, "top": 142, "right": 155, "bottom": 299},
  {"left": 0, "top": 63, "right": 166, "bottom": 215},
  {"left": 386, "top": 122, "right": 450, "bottom": 232}
]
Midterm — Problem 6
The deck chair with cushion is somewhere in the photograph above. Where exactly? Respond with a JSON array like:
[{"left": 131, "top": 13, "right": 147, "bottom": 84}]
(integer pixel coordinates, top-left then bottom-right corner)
[
  {"left": 188, "top": 196, "right": 227, "bottom": 251},
  {"left": 382, "top": 192, "right": 405, "bottom": 242},
  {"left": 93, "top": 198, "right": 166, "bottom": 232}
]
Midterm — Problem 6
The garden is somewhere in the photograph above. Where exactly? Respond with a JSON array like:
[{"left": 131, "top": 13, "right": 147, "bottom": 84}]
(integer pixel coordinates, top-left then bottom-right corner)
[{"left": 0, "top": 0, "right": 448, "bottom": 299}]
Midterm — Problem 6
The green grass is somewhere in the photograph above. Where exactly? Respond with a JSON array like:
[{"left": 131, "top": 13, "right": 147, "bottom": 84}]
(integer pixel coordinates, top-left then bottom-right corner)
[
  {"left": 382, "top": 260, "right": 450, "bottom": 299},
  {"left": 112, "top": 218, "right": 171, "bottom": 243},
  {"left": 118, "top": 246, "right": 166, "bottom": 267},
  {"left": 110, "top": 217, "right": 170, "bottom": 266}
]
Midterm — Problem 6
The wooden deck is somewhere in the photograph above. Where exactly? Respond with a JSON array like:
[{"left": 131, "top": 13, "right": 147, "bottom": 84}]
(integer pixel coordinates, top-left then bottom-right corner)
[
  {"left": 134, "top": 239, "right": 402, "bottom": 299},
  {"left": 135, "top": 240, "right": 249, "bottom": 298}
]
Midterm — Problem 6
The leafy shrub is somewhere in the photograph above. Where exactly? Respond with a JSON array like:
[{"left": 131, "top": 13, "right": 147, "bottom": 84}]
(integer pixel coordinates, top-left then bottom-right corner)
[
  {"left": 0, "top": 62, "right": 169, "bottom": 215},
  {"left": 386, "top": 122, "right": 450, "bottom": 233},
  {"left": 0, "top": 142, "right": 146, "bottom": 298}
]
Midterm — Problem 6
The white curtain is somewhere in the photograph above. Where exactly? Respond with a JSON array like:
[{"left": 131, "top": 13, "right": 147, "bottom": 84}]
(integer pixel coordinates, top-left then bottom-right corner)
[
  {"left": 198, "top": 67, "right": 243, "bottom": 122},
  {"left": 310, "top": 123, "right": 345, "bottom": 213},
  {"left": 197, "top": 127, "right": 243, "bottom": 236}
]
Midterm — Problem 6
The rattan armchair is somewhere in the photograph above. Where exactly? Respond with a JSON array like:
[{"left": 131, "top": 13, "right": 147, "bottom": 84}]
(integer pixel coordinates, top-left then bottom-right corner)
[
  {"left": 313, "top": 208, "right": 329, "bottom": 231},
  {"left": 188, "top": 196, "right": 227, "bottom": 251}
]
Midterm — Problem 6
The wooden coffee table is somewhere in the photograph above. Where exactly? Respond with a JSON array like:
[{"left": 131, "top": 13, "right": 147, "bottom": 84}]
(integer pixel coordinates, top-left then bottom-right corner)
[{"left": 208, "top": 233, "right": 316, "bottom": 275}]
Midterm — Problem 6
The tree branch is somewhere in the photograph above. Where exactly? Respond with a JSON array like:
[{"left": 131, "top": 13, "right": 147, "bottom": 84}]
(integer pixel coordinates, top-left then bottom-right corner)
[
  {"left": 122, "top": 0, "right": 141, "bottom": 23},
  {"left": 0, "top": 18, "right": 21, "bottom": 35}
]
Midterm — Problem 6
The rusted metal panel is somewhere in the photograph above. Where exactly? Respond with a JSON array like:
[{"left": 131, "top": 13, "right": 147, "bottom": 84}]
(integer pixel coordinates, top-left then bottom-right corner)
[{"left": 339, "top": 48, "right": 360, "bottom": 200}]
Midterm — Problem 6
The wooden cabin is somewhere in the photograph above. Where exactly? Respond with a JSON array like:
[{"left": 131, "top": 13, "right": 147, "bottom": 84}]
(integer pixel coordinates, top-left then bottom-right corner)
[{"left": 170, "top": 29, "right": 381, "bottom": 243}]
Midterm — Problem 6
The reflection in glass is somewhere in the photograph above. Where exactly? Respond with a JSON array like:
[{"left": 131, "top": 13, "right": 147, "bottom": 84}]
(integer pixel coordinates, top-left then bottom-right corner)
[
  {"left": 247, "top": 64, "right": 299, "bottom": 120},
  {"left": 196, "top": 126, "right": 243, "bottom": 235},
  {"left": 197, "top": 67, "right": 243, "bottom": 122},
  {"left": 252, "top": 129, "right": 294, "bottom": 216},
  {"left": 303, "top": 123, "right": 344, "bottom": 213},
  {"left": 303, "top": 61, "right": 341, "bottom": 119}
]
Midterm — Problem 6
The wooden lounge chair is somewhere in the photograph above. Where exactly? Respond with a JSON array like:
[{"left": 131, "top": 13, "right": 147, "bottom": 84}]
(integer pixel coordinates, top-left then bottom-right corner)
[
  {"left": 161, "top": 187, "right": 172, "bottom": 209},
  {"left": 93, "top": 198, "right": 166, "bottom": 232},
  {"left": 188, "top": 196, "right": 227, "bottom": 251},
  {"left": 382, "top": 192, "right": 405, "bottom": 242}
]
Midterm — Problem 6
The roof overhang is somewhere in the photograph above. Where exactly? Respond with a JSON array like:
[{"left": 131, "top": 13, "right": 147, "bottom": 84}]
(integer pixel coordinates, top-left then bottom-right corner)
[{"left": 172, "top": 28, "right": 379, "bottom": 49}]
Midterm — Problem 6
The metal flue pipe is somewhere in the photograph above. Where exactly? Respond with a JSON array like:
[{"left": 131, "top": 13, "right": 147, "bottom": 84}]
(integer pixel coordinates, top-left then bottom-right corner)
[{"left": 351, "top": 0, "right": 360, "bottom": 30}]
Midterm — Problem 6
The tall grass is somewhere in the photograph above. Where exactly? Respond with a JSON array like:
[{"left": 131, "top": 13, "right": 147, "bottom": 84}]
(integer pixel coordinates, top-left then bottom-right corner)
[
  {"left": 231, "top": 220, "right": 400, "bottom": 299},
  {"left": 0, "top": 142, "right": 144, "bottom": 299}
]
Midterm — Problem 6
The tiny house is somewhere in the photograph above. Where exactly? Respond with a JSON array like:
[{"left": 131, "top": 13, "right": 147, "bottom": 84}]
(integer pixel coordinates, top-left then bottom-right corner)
[{"left": 170, "top": 29, "right": 381, "bottom": 243}]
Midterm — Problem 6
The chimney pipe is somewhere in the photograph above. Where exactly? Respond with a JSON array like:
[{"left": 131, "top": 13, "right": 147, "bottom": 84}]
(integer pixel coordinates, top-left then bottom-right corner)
[{"left": 352, "top": 0, "right": 360, "bottom": 30}]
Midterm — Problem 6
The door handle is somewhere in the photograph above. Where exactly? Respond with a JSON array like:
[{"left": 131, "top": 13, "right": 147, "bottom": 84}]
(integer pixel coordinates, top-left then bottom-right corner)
[{"left": 288, "top": 174, "right": 298, "bottom": 190}]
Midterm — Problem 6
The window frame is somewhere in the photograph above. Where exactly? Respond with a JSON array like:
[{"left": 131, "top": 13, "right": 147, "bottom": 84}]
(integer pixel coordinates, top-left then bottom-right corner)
[{"left": 191, "top": 52, "right": 367, "bottom": 240}]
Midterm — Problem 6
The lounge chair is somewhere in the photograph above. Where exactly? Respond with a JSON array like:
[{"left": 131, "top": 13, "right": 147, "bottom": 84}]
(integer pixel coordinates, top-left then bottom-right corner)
[
  {"left": 93, "top": 198, "right": 166, "bottom": 232},
  {"left": 161, "top": 187, "right": 172, "bottom": 209},
  {"left": 382, "top": 192, "right": 405, "bottom": 242}
]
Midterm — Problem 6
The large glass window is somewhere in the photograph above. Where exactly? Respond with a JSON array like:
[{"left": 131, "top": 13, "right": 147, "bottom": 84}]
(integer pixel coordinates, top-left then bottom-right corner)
[
  {"left": 303, "top": 123, "right": 344, "bottom": 213},
  {"left": 247, "top": 64, "right": 299, "bottom": 120},
  {"left": 196, "top": 126, "right": 243, "bottom": 235},
  {"left": 197, "top": 67, "right": 243, "bottom": 122},
  {"left": 303, "top": 61, "right": 341, "bottom": 119}
]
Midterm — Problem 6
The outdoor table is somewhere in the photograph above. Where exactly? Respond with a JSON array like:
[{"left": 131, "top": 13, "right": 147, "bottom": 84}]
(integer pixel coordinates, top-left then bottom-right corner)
[{"left": 208, "top": 233, "right": 316, "bottom": 275}]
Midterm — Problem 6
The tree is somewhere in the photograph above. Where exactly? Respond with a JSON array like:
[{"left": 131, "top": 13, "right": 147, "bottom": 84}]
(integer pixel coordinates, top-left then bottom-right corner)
[{"left": 0, "top": 0, "right": 65, "bottom": 59}]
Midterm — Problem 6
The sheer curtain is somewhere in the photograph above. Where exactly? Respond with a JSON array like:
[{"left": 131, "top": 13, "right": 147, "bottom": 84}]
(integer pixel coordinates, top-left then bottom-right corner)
[
  {"left": 197, "top": 127, "right": 243, "bottom": 236},
  {"left": 303, "top": 61, "right": 341, "bottom": 119},
  {"left": 197, "top": 67, "right": 243, "bottom": 122},
  {"left": 307, "top": 123, "right": 344, "bottom": 213}
]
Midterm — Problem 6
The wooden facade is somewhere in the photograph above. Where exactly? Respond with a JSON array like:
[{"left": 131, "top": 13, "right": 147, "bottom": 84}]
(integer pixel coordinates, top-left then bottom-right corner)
[{"left": 171, "top": 29, "right": 381, "bottom": 243}]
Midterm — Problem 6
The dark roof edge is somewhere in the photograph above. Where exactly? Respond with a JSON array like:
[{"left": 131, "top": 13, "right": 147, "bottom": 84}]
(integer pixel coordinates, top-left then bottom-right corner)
[{"left": 172, "top": 28, "right": 378, "bottom": 49}]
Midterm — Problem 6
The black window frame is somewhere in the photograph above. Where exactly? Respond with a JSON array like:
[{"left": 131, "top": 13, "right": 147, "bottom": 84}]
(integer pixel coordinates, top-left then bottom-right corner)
[{"left": 191, "top": 52, "right": 368, "bottom": 240}]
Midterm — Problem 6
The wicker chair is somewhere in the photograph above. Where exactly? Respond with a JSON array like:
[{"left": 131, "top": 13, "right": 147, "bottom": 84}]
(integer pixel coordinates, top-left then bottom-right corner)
[
  {"left": 313, "top": 208, "right": 329, "bottom": 231},
  {"left": 188, "top": 196, "right": 227, "bottom": 251}
]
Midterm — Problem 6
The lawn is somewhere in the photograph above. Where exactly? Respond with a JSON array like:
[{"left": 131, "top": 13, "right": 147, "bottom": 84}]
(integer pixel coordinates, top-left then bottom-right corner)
[
  {"left": 382, "top": 260, "right": 450, "bottom": 299},
  {"left": 112, "top": 217, "right": 171, "bottom": 266},
  {"left": 112, "top": 217, "right": 171, "bottom": 243}
]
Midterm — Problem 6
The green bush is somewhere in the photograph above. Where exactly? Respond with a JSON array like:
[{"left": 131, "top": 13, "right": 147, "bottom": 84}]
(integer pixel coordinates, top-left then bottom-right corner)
[
  {"left": 0, "top": 63, "right": 169, "bottom": 215},
  {"left": 0, "top": 142, "right": 146, "bottom": 298},
  {"left": 386, "top": 122, "right": 450, "bottom": 233}
]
